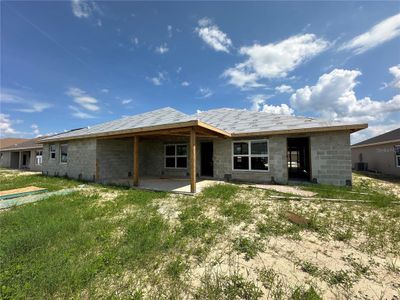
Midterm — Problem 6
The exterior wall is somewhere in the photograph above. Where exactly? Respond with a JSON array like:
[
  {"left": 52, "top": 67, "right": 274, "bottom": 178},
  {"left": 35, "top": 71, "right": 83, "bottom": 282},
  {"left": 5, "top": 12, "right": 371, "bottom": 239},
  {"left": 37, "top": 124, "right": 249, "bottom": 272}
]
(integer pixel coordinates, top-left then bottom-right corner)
[
  {"left": 40, "top": 130, "right": 353, "bottom": 186},
  {"left": 0, "top": 150, "right": 42, "bottom": 171},
  {"left": 351, "top": 142, "right": 400, "bottom": 176},
  {"left": 27, "top": 149, "right": 42, "bottom": 171},
  {"left": 213, "top": 136, "right": 287, "bottom": 184},
  {"left": 42, "top": 139, "right": 96, "bottom": 181},
  {"left": 310, "top": 131, "right": 352, "bottom": 186},
  {"left": 139, "top": 138, "right": 200, "bottom": 178},
  {"left": 96, "top": 139, "right": 133, "bottom": 182},
  {"left": 0, "top": 151, "right": 11, "bottom": 168}
]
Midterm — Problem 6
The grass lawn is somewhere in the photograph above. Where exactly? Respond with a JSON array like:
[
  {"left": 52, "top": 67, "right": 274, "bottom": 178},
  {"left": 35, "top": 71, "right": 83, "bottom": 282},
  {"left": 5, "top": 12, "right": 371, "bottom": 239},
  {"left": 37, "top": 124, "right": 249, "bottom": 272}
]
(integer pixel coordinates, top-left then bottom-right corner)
[{"left": 0, "top": 170, "right": 399, "bottom": 299}]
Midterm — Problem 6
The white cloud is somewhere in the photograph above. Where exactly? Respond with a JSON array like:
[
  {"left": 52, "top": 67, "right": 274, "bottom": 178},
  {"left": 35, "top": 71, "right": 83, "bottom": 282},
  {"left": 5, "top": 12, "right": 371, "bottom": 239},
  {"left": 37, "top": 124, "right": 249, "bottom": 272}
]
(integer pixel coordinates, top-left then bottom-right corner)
[
  {"left": 181, "top": 81, "right": 190, "bottom": 87},
  {"left": 351, "top": 123, "right": 399, "bottom": 144},
  {"left": 71, "top": 0, "right": 101, "bottom": 18},
  {"left": 69, "top": 105, "right": 95, "bottom": 119},
  {"left": 198, "top": 87, "right": 213, "bottom": 98},
  {"left": 275, "top": 84, "right": 294, "bottom": 94},
  {"left": 176, "top": 67, "right": 182, "bottom": 73},
  {"left": 0, "top": 88, "right": 52, "bottom": 113},
  {"left": 167, "top": 25, "right": 173, "bottom": 38},
  {"left": 66, "top": 87, "right": 100, "bottom": 112},
  {"left": 250, "top": 94, "right": 294, "bottom": 115},
  {"left": 101, "top": 88, "right": 109, "bottom": 93},
  {"left": 155, "top": 44, "right": 169, "bottom": 54},
  {"left": 196, "top": 17, "right": 232, "bottom": 53},
  {"left": 290, "top": 68, "right": 400, "bottom": 122},
  {"left": 0, "top": 113, "right": 17, "bottom": 135},
  {"left": 15, "top": 103, "right": 52, "bottom": 113},
  {"left": 131, "top": 36, "right": 139, "bottom": 47},
  {"left": 339, "top": 13, "right": 400, "bottom": 54},
  {"left": 224, "top": 34, "right": 329, "bottom": 89},
  {"left": 121, "top": 98, "right": 133, "bottom": 105},
  {"left": 389, "top": 64, "right": 400, "bottom": 89},
  {"left": 31, "top": 123, "right": 40, "bottom": 136},
  {"left": 71, "top": 0, "right": 100, "bottom": 18},
  {"left": 148, "top": 72, "right": 166, "bottom": 86}
]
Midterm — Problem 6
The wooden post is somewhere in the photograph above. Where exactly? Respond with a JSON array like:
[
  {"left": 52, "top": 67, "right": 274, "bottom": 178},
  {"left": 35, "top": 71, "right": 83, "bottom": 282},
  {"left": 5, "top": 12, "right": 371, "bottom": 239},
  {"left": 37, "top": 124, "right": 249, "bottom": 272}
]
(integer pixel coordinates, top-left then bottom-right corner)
[
  {"left": 95, "top": 159, "right": 99, "bottom": 182},
  {"left": 133, "top": 136, "right": 139, "bottom": 186},
  {"left": 190, "top": 127, "right": 196, "bottom": 193}
]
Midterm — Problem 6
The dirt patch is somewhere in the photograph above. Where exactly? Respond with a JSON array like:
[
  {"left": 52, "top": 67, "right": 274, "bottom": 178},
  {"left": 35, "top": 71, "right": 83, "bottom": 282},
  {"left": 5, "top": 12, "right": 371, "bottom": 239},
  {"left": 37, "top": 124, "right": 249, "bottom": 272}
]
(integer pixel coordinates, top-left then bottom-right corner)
[
  {"left": 249, "top": 184, "right": 317, "bottom": 197},
  {"left": 354, "top": 173, "right": 400, "bottom": 198}
]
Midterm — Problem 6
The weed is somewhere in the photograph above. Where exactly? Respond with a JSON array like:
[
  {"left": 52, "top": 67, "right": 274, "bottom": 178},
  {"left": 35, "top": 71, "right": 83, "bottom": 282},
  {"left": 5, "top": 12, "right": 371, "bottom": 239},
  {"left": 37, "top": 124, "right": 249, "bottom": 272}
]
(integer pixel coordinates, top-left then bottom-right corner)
[
  {"left": 299, "top": 261, "right": 319, "bottom": 276},
  {"left": 195, "top": 272, "right": 263, "bottom": 300},
  {"left": 221, "top": 201, "right": 252, "bottom": 223},
  {"left": 165, "top": 256, "right": 187, "bottom": 278},
  {"left": 322, "top": 269, "right": 354, "bottom": 289},
  {"left": 290, "top": 286, "right": 322, "bottom": 300},
  {"left": 201, "top": 184, "right": 239, "bottom": 201},
  {"left": 333, "top": 229, "right": 353, "bottom": 242},
  {"left": 233, "top": 237, "right": 264, "bottom": 260}
]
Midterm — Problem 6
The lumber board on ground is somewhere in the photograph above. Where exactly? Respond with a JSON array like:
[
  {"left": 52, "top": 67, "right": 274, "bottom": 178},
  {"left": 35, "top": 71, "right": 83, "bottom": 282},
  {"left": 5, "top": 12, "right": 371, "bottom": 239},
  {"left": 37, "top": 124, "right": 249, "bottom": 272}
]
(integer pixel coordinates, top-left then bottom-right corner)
[{"left": 0, "top": 186, "right": 48, "bottom": 200}]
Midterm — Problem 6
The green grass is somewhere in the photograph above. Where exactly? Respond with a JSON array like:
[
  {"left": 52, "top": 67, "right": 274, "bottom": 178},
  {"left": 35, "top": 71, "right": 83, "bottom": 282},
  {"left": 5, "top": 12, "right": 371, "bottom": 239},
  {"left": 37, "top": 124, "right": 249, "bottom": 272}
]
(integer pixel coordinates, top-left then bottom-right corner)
[
  {"left": 201, "top": 183, "right": 239, "bottom": 201},
  {"left": 298, "top": 179, "right": 398, "bottom": 207},
  {"left": 1, "top": 170, "right": 399, "bottom": 298},
  {"left": 233, "top": 237, "right": 264, "bottom": 260},
  {"left": 0, "top": 170, "right": 81, "bottom": 191}
]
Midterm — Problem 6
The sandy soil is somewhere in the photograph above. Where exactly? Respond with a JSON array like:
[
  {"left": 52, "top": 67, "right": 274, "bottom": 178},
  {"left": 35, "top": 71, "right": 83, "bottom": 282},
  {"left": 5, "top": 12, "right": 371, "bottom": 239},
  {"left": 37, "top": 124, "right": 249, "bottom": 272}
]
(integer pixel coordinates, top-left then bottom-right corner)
[
  {"left": 158, "top": 187, "right": 400, "bottom": 299},
  {"left": 354, "top": 173, "right": 400, "bottom": 198}
]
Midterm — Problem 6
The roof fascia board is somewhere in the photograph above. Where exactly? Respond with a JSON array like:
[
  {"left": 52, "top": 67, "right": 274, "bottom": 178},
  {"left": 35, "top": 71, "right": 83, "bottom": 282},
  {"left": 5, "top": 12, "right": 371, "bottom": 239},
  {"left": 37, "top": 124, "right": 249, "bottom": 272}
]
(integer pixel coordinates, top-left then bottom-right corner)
[
  {"left": 1, "top": 146, "right": 43, "bottom": 151},
  {"left": 40, "top": 120, "right": 231, "bottom": 143},
  {"left": 231, "top": 124, "right": 368, "bottom": 138},
  {"left": 352, "top": 139, "right": 400, "bottom": 149}
]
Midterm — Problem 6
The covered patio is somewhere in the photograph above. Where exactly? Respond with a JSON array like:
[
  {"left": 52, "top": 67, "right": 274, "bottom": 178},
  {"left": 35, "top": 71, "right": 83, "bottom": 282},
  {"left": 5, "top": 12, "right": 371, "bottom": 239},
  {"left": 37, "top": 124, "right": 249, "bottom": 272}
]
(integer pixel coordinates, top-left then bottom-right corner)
[{"left": 95, "top": 120, "right": 230, "bottom": 194}]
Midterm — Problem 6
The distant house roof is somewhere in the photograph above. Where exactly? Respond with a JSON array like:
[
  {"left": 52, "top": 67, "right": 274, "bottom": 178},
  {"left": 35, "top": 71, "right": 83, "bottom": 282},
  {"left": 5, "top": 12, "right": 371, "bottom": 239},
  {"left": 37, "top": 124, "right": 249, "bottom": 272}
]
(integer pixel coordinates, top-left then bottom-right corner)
[
  {"left": 0, "top": 138, "right": 43, "bottom": 151},
  {"left": 0, "top": 138, "right": 29, "bottom": 149},
  {"left": 40, "top": 107, "right": 367, "bottom": 142},
  {"left": 352, "top": 128, "right": 400, "bottom": 148}
]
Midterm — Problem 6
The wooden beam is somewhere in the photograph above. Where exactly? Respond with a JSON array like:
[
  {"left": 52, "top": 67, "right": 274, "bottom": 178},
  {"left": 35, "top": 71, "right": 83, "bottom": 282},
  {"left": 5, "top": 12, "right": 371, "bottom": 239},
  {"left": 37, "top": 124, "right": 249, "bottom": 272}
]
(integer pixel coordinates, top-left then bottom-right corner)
[
  {"left": 190, "top": 127, "right": 196, "bottom": 193},
  {"left": 95, "top": 159, "right": 99, "bottom": 182},
  {"left": 133, "top": 136, "right": 139, "bottom": 186}
]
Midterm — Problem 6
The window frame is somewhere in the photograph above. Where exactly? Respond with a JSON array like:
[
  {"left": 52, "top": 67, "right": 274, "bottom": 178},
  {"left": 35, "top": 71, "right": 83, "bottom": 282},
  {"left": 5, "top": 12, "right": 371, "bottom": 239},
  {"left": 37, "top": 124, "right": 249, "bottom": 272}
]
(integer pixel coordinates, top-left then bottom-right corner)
[
  {"left": 395, "top": 145, "right": 400, "bottom": 168},
  {"left": 164, "top": 143, "right": 188, "bottom": 169},
  {"left": 232, "top": 139, "right": 269, "bottom": 172},
  {"left": 60, "top": 143, "right": 68, "bottom": 164},
  {"left": 49, "top": 144, "right": 56, "bottom": 160},
  {"left": 35, "top": 150, "right": 43, "bottom": 166}
]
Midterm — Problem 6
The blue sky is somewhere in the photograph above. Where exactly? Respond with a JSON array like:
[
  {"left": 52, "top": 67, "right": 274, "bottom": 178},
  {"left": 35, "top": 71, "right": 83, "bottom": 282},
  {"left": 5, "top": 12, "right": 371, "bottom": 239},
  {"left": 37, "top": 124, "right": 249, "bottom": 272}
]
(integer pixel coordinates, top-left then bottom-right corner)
[{"left": 1, "top": 1, "right": 399, "bottom": 143}]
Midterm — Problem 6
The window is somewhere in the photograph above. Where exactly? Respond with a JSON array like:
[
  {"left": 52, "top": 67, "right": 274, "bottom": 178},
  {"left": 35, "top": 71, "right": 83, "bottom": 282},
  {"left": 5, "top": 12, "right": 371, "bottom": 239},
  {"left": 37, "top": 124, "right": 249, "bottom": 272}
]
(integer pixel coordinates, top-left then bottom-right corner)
[
  {"left": 35, "top": 150, "right": 43, "bottom": 165},
  {"left": 165, "top": 144, "right": 187, "bottom": 168},
  {"left": 395, "top": 145, "right": 400, "bottom": 168},
  {"left": 233, "top": 140, "right": 269, "bottom": 171},
  {"left": 60, "top": 144, "right": 68, "bottom": 163},
  {"left": 50, "top": 144, "right": 56, "bottom": 159}
]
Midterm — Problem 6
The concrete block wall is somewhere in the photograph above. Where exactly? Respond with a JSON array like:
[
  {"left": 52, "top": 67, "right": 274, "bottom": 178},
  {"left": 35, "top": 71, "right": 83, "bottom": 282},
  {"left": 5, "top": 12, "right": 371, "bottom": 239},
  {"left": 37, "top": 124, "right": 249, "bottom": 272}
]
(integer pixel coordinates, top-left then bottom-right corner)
[
  {"left": 42, "top": 139, "right": 96, "bottom": 181},
  {"left": 213, "top": 136, "right": 287, "bottom": 184},
  {"left": 139, "top": 138, "right": 200, "bottom": 178},
  {"left": 27, "top": 149, "right": 42, "bottom": 172},
  {"left": 310, "top": 131, "right": 352, "bottom": 186},
  {"left": 0, "top": 151, "right": 11, "bottom": 168},
  {"left": 0, "top": 150, "right": 42, "bottom": 171},
  {"left": 96, "top": 139, "right": 133, "bottom": 181}
]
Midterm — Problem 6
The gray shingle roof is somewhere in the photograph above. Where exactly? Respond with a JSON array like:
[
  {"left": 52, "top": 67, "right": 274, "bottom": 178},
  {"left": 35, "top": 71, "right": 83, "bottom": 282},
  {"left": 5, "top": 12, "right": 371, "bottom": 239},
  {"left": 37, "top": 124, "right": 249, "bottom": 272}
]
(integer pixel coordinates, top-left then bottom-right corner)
[
  {"left": 193, "top": 108, "right": 351, "bottom": 134},
  {"left": 41, "top": 107, "right": 195, "bottom": 142},
  {"left": 0, "top": 138, "right": 43, "bottom": 151},
  {"left": 40, "top": 107, "right": 367, "bottom": 142},
  {"left": 352, "top": 128, "right": 400, "bottom": 147}
]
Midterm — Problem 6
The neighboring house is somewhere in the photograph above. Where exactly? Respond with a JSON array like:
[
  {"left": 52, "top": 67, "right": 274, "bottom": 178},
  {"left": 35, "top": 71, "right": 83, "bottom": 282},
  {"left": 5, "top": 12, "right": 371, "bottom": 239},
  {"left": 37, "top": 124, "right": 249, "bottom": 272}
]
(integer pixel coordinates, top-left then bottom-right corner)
[
  {"left": 0, "top": 138, "right": 44, "bottom": 171},
  {"left": 351, "top": 128, "right": 400, "bottom": 177},
  {"left": 40, "top": 107, "right": 367, "bottom": 192},
  {"left": 0, "top": 138, "right": 29, "bottom": 149}
]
